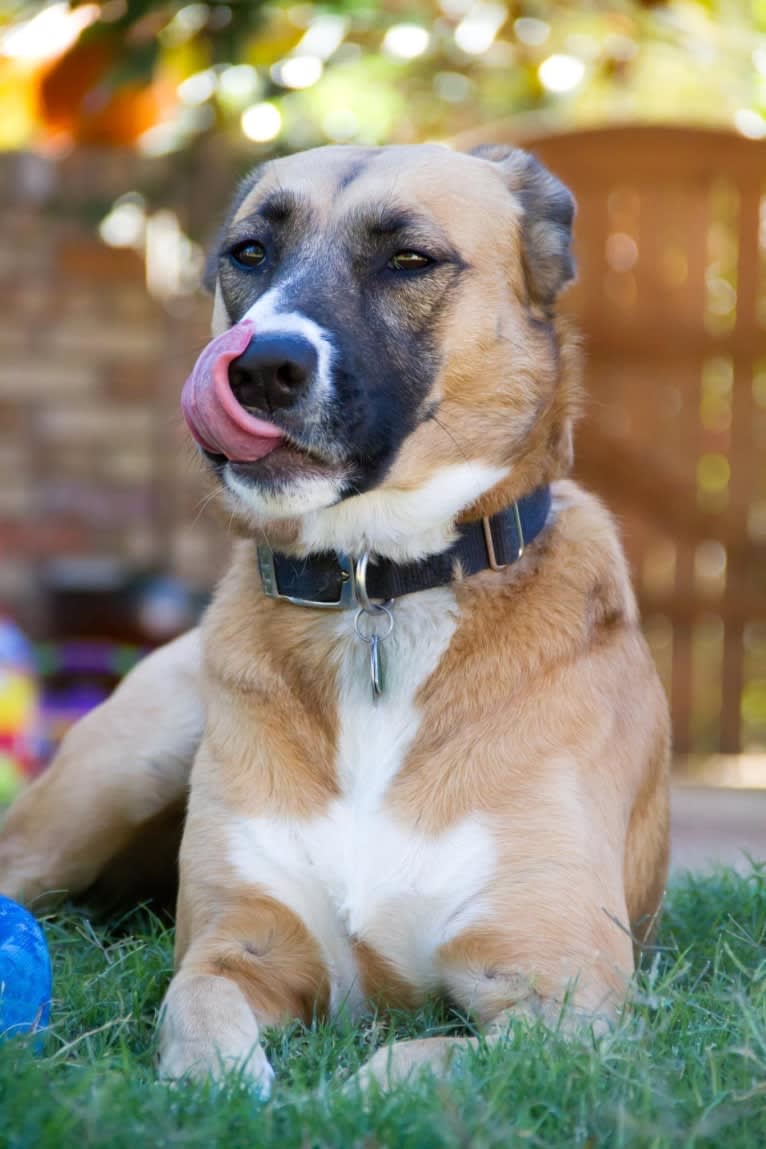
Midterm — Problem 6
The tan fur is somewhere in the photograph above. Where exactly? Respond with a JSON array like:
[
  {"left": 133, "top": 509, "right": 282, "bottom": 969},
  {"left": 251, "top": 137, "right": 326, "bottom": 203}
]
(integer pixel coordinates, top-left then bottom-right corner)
[
  {"left": 0, "top": 630, "right": 201, "bottom": 907},
  {"left": 176, "top": 891, "right": 331, "bottom": 1023},
  {"left": 354, "top": 938, "right": 420, "bottom": 1009},
  {"left": 0, "top": 143, "right": 669, "bottom": 1094},
  {"left": 199, "top": 572, "right": 342, "bottom": 817}
]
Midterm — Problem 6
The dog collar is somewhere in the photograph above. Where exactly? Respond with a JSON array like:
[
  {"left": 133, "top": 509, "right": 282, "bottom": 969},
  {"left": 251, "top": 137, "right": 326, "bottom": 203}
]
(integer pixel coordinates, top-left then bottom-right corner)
[{"left": 256, "top": 485, "right": 552, "bottom": 609}]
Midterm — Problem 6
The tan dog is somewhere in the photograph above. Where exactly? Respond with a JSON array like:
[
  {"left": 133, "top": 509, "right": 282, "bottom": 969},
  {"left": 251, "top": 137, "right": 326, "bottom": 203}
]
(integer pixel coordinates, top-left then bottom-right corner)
[{"left": 0, "top": 144, "right": 669, "bottom": 1093}]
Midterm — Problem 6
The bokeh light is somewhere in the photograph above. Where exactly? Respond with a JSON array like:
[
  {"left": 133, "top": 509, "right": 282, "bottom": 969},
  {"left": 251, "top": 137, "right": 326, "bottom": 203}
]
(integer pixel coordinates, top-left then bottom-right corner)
[{"left": 241, "top": 101, "right": 282, "bottom": 143}]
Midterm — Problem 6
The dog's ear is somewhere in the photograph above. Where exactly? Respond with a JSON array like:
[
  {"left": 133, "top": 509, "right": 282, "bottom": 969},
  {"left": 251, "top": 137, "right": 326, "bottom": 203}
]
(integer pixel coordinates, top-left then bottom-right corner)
[
  {"left": 471, "top": 145, "right": 575, "bottom": 306},
  {"left": 202, "top": 164, "right": 267, "bottom": 294}
]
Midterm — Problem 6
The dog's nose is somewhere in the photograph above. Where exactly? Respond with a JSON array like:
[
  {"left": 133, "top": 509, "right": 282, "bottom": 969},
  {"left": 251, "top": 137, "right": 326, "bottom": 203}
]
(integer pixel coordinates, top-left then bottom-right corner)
[{"left": 228, "top": 333, "right": 317, "bottom": 414}]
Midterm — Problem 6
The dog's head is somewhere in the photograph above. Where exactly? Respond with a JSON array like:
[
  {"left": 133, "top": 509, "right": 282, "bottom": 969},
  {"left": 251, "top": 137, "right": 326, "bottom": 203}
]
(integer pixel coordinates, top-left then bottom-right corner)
[{"left": 188, "top": 144, "right": 579, "bottom": 558}]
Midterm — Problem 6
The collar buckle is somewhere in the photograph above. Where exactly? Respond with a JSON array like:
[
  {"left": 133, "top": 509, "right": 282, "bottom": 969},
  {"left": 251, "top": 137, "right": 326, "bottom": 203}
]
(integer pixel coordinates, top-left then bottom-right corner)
[
  {"left": 482, "top": 502, "right": 525, "bottom": 571},
  {"left": 256, "top": 543, "right": 356, "bottom": 608}
]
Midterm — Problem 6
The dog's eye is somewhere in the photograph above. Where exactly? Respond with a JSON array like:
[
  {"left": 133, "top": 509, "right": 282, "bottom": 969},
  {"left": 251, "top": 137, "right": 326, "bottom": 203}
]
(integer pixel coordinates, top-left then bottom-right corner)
[
  {"left": 388, "top": 251, "right": 432, "bottom": 272},
  {"left": 230, "top": 241, "right": 266, "bottom": 269}
]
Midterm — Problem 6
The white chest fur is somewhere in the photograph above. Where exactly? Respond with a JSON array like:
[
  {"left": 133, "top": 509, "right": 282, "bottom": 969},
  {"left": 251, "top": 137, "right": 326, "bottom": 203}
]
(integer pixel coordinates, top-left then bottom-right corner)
[{"left": 228, "top": 588, "right": 497, "bottom": 1011}]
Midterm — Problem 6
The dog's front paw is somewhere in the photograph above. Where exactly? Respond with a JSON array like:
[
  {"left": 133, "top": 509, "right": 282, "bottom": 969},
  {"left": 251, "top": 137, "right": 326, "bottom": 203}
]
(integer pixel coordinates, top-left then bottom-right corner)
[
  {"left": 159, "top": 1037, "right": 275, "bottom": 1097},
  {"left": 349, "top": 1037, "right": 468, "bottom": 1094},
  {"left": 159, "top": 971, "right": 274, "bottom": 1097}
]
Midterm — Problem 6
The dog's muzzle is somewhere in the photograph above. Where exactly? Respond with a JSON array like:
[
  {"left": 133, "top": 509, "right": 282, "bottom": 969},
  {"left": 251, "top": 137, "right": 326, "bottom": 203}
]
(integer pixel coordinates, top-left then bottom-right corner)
[{"left": 181, "top": 320, "right": 290, "bottom": 463}]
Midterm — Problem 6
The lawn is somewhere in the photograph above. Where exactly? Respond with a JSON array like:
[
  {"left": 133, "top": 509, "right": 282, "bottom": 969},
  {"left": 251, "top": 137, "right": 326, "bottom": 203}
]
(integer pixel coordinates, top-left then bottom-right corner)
[{"left": 1, "top": 866, "right": 765, "bottom": 1149}]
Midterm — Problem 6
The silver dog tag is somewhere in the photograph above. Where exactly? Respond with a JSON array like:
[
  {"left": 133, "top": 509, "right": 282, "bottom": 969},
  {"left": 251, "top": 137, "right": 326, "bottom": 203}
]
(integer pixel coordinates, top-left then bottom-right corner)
[
  {"left": 369, "top": 633, "right": 384, "bottom": 701},
  {"left": 354, "top": 602, "right": 393, "bottom": 703}
]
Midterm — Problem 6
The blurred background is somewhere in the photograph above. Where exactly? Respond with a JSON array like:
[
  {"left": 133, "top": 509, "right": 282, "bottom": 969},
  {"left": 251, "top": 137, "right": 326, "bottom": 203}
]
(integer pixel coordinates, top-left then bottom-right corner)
[{"left": 0, "top": 0, "right": 764, "bottom": 863}]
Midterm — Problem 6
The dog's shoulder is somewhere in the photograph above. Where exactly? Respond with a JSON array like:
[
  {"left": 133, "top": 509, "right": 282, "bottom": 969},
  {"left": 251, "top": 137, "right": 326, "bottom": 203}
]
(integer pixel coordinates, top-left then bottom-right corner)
[
  {"left": 547, "top": 477, "right": 638, "bottom": 624},
  {"left": 449, "top": 478, "right": 639, "bottom": 695}
]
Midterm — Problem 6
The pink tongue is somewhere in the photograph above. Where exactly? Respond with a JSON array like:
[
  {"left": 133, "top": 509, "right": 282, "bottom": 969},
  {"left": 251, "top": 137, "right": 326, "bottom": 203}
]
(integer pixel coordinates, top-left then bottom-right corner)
[{"left": 181, "top": 319, "right": 284, "bottom": 462}]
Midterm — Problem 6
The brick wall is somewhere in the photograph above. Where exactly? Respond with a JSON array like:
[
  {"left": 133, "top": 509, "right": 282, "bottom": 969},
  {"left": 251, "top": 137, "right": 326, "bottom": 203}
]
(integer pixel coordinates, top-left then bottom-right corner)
[{"left": 0, "top": 149, "right": 234, "bottom": 635}]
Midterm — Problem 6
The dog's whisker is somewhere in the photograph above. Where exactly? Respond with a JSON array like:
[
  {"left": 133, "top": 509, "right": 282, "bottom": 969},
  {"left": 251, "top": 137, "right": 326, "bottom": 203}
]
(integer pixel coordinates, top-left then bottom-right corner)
[
  {"left": 431, "top": 413, "right": 472, "bottom": 467},
  {"left": 189, "top": 486, "right": 224, "bottom": 528}
]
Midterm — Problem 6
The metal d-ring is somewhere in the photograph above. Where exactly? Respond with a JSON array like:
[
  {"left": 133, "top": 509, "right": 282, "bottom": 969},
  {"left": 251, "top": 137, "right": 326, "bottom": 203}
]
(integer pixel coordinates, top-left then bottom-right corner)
[
  {"left": 353, "top": 551, "right": 393, "bottom": 614},
  {"left": 352, "top": 551, "right": 374, "bottom": 613}
]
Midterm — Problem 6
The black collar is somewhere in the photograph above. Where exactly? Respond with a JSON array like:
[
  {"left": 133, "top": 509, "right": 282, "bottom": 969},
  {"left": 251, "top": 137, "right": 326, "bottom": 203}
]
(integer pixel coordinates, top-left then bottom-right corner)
[{"left": 256, "top": 484, "right": 552, "bottom": 609}]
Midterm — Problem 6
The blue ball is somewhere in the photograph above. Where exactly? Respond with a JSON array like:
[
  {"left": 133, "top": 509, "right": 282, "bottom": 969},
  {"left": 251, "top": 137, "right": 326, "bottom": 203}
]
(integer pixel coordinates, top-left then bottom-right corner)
[{"left": 0, "top": 895, "right": 52, "bottom": 1039}]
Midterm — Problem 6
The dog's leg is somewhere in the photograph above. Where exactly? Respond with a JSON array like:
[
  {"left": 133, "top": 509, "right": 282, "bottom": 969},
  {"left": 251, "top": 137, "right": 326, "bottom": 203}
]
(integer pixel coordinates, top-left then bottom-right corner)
[
  {"left": 159, "top": 781, "right": 333, "bottom": 1094},
  {"left": 159, "top": 883, "right": 330, "bottom": 1095},
  {"left": 0, "top": 629, "right": 203, "bottom": 906},
  {"left": 351, "top": 878, "right": 634, "bottom": 1093},
  {"left": 351, "top": 970, "right": 623, "bottom": 1093}
]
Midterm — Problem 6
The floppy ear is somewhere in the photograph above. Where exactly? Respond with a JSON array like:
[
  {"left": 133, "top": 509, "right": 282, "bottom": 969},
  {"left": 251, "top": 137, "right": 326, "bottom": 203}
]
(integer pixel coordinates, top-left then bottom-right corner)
[
  {"left": 470, "top": 145, "right": 575, "bottom": 306},
  {"left": 202, "top": 164, "right": 267, "bottom": 293}
]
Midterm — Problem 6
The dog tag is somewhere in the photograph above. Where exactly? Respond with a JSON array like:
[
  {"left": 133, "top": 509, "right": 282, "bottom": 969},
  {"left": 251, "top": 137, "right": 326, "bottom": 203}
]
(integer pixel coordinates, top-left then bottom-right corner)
[
  {"left": 369, "top": 633, "right": 384, "bottom": 701},
  {"left": 354, "top": 602, "right": 393, "bottom": 703}
]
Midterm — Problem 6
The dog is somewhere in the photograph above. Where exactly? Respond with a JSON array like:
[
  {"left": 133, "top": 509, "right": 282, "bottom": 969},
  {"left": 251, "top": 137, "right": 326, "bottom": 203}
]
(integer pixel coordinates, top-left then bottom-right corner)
[{"left": 0, "top": 143, "right": 670, "bottom": 1093}]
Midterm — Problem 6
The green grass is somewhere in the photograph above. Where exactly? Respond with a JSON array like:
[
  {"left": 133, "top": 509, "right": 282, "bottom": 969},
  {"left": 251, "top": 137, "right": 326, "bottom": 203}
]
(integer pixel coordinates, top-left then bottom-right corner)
[{"left": 1, "top": 866, "right": 765, "bottom": 1149}]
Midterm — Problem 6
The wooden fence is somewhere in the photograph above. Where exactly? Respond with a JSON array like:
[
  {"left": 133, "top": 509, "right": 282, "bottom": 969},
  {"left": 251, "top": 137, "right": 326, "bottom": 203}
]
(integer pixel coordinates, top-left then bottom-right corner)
[{"left": 458, "top": 124, "right": 766, "bottom": 757}]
